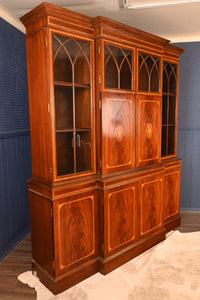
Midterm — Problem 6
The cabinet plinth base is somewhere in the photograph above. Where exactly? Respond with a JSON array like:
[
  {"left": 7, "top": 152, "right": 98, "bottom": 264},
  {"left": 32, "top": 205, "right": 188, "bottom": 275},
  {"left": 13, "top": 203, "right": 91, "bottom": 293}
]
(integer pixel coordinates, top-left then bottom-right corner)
[
  {"left": 32, "top": 258, "right": 99, "bottom": 295},
  {"left": 99, "top": 228, "right": 166, "bottom": 275},
  {"left": 164, "top": 215, "right": 181, "bottom": 233}
]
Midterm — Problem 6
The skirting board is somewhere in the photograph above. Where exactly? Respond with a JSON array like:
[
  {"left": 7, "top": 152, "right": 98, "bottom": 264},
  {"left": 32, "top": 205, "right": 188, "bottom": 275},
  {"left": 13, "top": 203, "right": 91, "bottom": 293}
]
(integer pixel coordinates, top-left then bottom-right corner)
[{"left": 0, "top": 226, "right": 30, "bottom": 261}]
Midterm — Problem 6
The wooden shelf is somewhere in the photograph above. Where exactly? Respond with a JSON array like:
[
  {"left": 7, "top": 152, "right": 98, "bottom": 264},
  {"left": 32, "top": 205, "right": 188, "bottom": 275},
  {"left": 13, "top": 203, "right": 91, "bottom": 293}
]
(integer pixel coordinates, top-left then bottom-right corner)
[
  {"left": 54, "top": 81, "right": 91, "bottom": 88},
  {"left": 56, "top": 128, "right": 91, "bottom": 133}
]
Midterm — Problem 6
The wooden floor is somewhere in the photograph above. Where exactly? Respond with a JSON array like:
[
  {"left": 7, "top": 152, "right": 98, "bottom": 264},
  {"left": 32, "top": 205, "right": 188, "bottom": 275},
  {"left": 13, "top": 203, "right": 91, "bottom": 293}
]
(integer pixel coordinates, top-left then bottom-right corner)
[{"left": 0, "top": 211, "right": 200, "bottom": 300}]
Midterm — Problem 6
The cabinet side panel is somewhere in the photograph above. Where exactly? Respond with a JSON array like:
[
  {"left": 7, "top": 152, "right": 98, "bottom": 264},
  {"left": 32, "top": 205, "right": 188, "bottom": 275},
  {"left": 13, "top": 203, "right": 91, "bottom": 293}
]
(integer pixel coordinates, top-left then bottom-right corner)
[
  {"left": 26, "top": 29, "right": 52, "bottom": 181},
  {"left": 29, "top": 191, "right": 54, "bottom": 274}
]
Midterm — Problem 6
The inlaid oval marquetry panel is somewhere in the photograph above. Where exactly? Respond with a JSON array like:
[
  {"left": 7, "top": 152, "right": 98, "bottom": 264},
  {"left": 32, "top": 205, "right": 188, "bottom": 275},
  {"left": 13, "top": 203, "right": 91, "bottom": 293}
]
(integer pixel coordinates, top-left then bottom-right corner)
[
  {"left": 105, "top": 185, "right": 136, "bottom": 256},
  {"left": 57, "top": 196, "right": 95, "bottom": 271},
  {"left": 102, "top": 92, "right": 135, "bottom": 174},
  {"left": 136, "top": 96, "right": 161, "bottom": 167},
  {"left": 140, "top": 177, "right": 163, "bottom": 236},
  {"left": 164, "top": 169, "right": 180, "bottom": 222}
]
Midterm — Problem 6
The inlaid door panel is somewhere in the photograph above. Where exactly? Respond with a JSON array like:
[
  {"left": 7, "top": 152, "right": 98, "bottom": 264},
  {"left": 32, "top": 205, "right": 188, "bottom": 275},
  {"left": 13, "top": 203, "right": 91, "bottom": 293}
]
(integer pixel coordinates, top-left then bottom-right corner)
[
  {"left": 103, "top": 183, "right": 137, "bottom": 257},
  {"left": 101, "top": 92, "right": 135, "bottom": 174},
  {"left": 139, "top": 175, "right": 163, "bottom": 237},
  {"left": 164, "top": 167, "right": 180, "bottom": 222},
  {"left": 53, "top": 191, "right": 98, "bottom": 275},
  {"left": 136, "top": 95, "right": 161, "bottom": 167}
]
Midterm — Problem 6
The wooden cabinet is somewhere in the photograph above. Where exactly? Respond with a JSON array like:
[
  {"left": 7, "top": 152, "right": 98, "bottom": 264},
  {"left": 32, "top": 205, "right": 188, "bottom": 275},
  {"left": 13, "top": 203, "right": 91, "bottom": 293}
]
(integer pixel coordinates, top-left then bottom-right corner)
[{"left": 21, "top": 2, "right": 184, "bottom": 294}]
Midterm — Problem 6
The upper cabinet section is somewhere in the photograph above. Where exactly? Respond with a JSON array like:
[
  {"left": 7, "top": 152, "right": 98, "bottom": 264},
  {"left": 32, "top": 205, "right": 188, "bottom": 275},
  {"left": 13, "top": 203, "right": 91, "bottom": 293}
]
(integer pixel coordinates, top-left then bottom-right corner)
[
  {"left": 104, "top": 43, "right": 134, "bottom": 91},
  {"left": 20, "top": 2, "right": 185, "bottom": 181},
  {"left": 138, "top": 51, "right": 161, "bottom": 94}
]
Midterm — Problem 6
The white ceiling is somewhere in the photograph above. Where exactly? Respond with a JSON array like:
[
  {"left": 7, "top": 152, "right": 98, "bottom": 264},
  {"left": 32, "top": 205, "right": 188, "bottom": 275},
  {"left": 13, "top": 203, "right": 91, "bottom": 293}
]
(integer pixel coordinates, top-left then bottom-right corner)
[{"left": 1, "top": 0, "right": 200, "bottom": 43}]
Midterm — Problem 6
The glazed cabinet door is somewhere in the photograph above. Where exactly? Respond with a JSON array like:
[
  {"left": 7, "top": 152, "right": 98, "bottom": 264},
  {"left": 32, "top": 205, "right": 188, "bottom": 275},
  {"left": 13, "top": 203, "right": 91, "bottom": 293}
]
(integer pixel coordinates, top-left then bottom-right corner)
[
  {"left": 51, "top": 32, "right": 95, "bottom": 179},
  {"left": 138, "top": 51, "right": 161, "bottom": 93},
  {"left": 103, "top": 182, "right": 138, "bottom": 257},
  {"left": 164, "top": 166, "right": 180, "bottom": 222},
  {"left": 139, "top": 174, "right": 163, "bottom": 237},
  {"left": 136, "top": 95, "right": 161, "bottom": 167},
  {"left": 162, "top": 61, "right": 178, "bottom": 158},
  {"left": 53, "top": 190, "right": 99, "bottom": 276},
  {"left": 103, "top": 42, "right": 134, "bottom": 91},
  {"left": 101, "top": 92, "right": 135, "bottom": 174}
]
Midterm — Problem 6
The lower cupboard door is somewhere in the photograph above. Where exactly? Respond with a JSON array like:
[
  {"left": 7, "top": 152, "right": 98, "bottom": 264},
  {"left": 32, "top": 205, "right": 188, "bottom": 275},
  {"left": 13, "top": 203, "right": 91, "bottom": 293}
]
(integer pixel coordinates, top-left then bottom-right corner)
[
  {"left": 53, "top": 191, "right": 98, "bottom": 275},
  {"left": 164, "top": 167, "right": 180, "bottom": 222},
  {"left": 139, "top": 175, "right": 163, "bottom": 237},
  {"left": 103, "top": 182, "right": 138, "bottom": 257}
]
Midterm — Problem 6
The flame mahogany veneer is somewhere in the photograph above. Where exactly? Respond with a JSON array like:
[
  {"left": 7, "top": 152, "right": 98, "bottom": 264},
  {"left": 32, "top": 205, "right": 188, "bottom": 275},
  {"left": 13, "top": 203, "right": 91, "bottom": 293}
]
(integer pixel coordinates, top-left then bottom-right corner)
[{"left": 20, "top": 2, "right": 184, "bottom": 294}]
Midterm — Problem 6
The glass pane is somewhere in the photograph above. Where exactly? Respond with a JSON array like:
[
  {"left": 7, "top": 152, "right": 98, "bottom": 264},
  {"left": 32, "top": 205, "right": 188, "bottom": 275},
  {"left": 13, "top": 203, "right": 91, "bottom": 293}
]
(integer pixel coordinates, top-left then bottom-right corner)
[
  {"left": 150, "top": 63, "right": 160, "bottom": 92},
  {"left": 76, "top": 131, "right": 92, "bottom": 172},
  {"left": 168, "top": 126, "right": 175, "bottom": 155},
  {"left": 78, "top": 41, "right": 90, "bottom": 61},
  {"left": 120, "top": 58, "right": 132, "bottom": 90},
  {"left": 105, "top": 44, "right": 133, "bottom": 90},
  {"left": 55, "top": 86, "right": 73, "bottom": 130},
  {"left": 65, "top": 39, "right": 80, "bottom": 63},
  {"left": 105, "top": 55, "right": 118, "bottom": 88},
  {"left": 54, "top": 45, "right": 72, "bottom": 82},
  {"left": 146, "top": 55, "right": 154, "bottom": 70},
  {"left": 139, "top": 63, "right": 149, "bottom": 91},
  {"left": 56, "top": 132, "right": 74, "bottom": 176},
  {"left": 169, "top": 96, "right": 176, "bottom": 124},
  {"left": 74, "top": 54, "right": 90, "bottom": 85},
  {"left": 161, "top": 126, "right": 167, "bottom": 156},
  {"left": 163, "top": 69, "right": 168, "bottom": 93},
  {"left": 75, "top": 87, "right": 91, "bottom": 129},
  {"left": 139, "top": 53, "right": 160, "bottom": 92},
  {"left": 169, "top": 71, "right": 177, "bottom": 95},
  {"left": 162, "top": 95, "right": 168, "bottom": 125},
  {"left": 115, "top": 48, "right": 124, "bottom": 66}
]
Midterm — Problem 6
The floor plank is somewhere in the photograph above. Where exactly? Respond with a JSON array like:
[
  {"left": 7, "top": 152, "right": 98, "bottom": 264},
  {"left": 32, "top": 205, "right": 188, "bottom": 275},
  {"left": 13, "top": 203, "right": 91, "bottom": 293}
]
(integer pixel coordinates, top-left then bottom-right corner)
[{"left": 0, "top": 211, "right": 199, "bottom": 299}]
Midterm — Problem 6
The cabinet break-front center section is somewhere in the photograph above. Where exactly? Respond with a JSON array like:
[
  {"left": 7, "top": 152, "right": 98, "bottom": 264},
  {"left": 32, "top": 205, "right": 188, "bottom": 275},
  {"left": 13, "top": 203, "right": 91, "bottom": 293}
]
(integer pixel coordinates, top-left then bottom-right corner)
[{"left": 20, "top": 2, "right": 184, "bottom": 294}]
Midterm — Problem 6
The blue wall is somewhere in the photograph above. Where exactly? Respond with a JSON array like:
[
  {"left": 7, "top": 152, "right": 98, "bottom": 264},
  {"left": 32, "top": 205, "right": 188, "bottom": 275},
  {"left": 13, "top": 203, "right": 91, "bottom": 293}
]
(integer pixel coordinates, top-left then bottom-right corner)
[
  {"left": 0, "top": 18, "right": 32, "bottom": 260},
  {"left": 175, "top": 42, "right": 200, "bottom": 212}
]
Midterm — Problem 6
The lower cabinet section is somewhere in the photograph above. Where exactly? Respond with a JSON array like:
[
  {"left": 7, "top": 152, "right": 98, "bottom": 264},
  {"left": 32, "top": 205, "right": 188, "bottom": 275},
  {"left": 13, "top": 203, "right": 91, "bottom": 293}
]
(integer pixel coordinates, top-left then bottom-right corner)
[{"left": 29, "top": 161, "right": 181, "bottom": 295}]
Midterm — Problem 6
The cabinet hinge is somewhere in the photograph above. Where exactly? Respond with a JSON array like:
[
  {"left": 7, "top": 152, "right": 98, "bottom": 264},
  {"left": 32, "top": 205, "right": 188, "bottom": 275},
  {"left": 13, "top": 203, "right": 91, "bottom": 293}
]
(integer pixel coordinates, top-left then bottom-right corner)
[
  {"left": 99, "top": 74, "right": 101, "bottom": 84},
  {"left": 99, "top": 100, "right": 101, "bottom": 110},
  {"left": 46, "top": 36, "right": 48, "bottom": 47},
  {"left": 99, "top": 45, "right": 101, "bottom": 55},
  {"left": 48, "top": 103, "right": 50, "bottom": 113},
  {"left": 99, "top": 159, "right": 102, "bottom": 168},
  {"left": 50, "top": 167, "right": 52, "bottom": 173}
]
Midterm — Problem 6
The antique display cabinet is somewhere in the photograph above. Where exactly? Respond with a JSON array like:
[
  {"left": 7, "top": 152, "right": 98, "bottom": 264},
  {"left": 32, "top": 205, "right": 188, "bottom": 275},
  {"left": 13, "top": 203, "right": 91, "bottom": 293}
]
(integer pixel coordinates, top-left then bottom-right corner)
[{"left": 20, "top": 2, "right": 184, "bottom": 294}]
